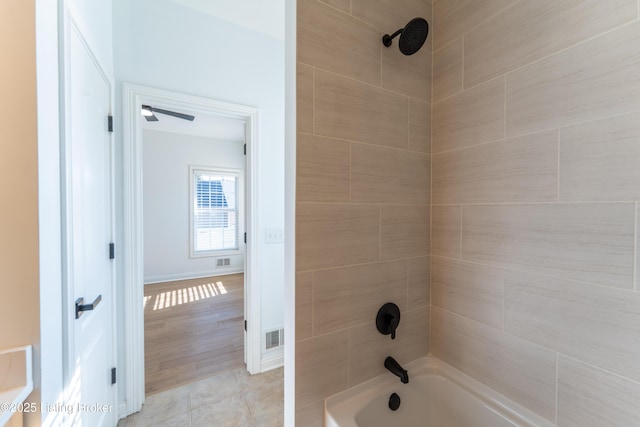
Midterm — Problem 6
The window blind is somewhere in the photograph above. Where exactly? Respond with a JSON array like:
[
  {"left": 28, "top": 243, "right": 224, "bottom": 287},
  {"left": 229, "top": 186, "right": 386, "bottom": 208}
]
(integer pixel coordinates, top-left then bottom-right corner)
[{"left": 193, "top": 170, "right": 239, "bottom": 253}]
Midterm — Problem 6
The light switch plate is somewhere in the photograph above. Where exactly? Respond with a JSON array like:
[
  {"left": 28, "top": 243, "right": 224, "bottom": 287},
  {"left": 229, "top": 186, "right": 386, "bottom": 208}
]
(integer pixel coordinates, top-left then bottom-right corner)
[{"left": 265, "top": 228, "right": 285, "bottom": 244}]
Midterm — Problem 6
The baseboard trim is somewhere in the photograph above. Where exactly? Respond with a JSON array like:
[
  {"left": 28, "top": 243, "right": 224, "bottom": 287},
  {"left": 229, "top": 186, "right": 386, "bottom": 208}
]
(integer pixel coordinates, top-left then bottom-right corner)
[
  {"left": 260, "top": 351, "right": 284, "bottom": 373},
  {"left": 144, "top": 269, "right": 244, "bottom": 285},
  {"left": 118, "top": 402, "right": 129, "bottom": 419}
]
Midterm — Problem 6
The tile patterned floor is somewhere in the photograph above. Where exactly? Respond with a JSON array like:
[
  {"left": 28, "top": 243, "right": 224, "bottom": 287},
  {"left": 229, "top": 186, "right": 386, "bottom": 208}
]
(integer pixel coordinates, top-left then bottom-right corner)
[{"left": 118, "top": 367, "right": 283, "bottom": 427}]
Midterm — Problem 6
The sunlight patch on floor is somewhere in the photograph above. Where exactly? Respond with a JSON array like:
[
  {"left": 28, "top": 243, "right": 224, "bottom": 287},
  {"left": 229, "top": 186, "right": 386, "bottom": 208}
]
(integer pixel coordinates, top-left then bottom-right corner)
[{"left": 144, "top": 281, "right": 229, "bottom": 311}]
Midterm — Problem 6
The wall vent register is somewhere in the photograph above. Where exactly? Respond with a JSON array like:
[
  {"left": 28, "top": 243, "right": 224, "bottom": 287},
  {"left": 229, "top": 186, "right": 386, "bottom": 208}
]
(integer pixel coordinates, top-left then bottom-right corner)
[
  {"left": 265, "top": 328, "right": 285, "bottom": 350},
  {"left": 216, "top": 258, "right": 231, "bottom": 267}
]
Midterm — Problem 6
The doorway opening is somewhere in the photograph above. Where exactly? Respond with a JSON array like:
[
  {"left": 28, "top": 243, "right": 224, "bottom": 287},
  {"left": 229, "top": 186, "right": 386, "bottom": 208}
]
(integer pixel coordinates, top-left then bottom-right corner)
[
  {"left": 140, "top": 105, "right": 248, "bottom": 394},
  {"left": 122, "top": 84, "right": 265, "bottom": 414}
]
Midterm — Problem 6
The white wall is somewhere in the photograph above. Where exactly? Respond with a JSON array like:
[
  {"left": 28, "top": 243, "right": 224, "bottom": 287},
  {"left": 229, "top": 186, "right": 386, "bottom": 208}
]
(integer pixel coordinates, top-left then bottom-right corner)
[
  {"left": 142, "top": 130, "right": 245, "bottom": 283},
  {"left": 2, "top": 1, "right": 40, "bottom": 426},
  {"left": 167, "top": 0, "right": 285, "bottom": 40},
  {"left": 113, "top": 0, "right": 285, "bottom": 399},
  {"left": 66, "top": 0, "right": 113, "bottom": 81}
]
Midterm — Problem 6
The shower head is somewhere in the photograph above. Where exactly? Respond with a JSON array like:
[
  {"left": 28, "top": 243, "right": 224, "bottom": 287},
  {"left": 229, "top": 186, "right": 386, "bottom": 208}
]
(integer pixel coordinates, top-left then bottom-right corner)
[{"left": 382, "top": 17, "right": 429, "bottom": 56}]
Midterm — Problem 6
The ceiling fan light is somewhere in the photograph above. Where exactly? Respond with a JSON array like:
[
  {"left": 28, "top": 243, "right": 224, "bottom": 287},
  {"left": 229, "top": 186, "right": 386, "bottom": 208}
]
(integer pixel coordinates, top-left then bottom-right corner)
[{"left": 141, "top": 106, "right": 154, "bottom": 117}]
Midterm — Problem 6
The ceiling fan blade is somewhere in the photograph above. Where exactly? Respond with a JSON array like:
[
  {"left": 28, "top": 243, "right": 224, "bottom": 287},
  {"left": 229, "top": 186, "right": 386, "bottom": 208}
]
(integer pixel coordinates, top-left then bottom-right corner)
[
  {"left": 144, "top": 114, "right": 159, "bottom": 122},
  {"left": 151, "top": 107, "right": 195, "bottom": 121}
]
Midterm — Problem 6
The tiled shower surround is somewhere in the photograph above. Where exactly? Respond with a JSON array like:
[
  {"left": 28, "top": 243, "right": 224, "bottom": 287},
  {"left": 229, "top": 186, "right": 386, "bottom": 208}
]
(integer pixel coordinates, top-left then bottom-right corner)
[
  {"left": 295, "top": 0, "right": 432, "bottom": 424},
  {"left": 297, "top": 0, "right": 640, "bottom": 425}
]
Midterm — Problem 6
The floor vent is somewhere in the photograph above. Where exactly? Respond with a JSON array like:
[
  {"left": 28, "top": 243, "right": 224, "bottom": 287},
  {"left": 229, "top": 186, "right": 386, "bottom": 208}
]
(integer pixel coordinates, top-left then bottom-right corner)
[
  {"left": 265, "top": 328, "right": 284, "bottom": 350},
  {"left": 216, "top": 258, "right": 231, "bottom": 267}
]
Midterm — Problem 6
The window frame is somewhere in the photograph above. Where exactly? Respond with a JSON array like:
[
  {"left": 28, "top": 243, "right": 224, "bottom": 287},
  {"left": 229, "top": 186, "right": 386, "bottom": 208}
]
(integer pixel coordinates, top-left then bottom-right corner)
[{"left": 189, "top": 165, "right": 243, "bottom": 258}]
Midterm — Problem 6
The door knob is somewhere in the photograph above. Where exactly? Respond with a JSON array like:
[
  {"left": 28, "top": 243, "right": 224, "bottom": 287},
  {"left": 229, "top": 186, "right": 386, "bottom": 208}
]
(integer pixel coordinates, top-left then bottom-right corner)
[{"left": 75, "top": 295, "right": 102, "bottom": 319}]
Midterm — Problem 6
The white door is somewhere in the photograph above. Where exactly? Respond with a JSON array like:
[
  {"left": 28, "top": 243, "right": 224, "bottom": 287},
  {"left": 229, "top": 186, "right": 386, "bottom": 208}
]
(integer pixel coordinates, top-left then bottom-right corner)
[{"left": 64, "top": 21, "right": 116, "bottom": 427}]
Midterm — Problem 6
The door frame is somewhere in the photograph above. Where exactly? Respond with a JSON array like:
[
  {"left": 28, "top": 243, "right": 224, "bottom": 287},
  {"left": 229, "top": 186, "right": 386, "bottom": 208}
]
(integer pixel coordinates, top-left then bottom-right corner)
[{"left": 121, "top": 83, "right": 261, "bottom": 415}]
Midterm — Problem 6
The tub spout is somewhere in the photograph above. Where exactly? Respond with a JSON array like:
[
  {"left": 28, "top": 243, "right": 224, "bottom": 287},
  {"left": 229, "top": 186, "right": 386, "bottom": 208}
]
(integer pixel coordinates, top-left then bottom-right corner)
[{"left": 384, "top": 356, "right": 409, "bottom": 384}]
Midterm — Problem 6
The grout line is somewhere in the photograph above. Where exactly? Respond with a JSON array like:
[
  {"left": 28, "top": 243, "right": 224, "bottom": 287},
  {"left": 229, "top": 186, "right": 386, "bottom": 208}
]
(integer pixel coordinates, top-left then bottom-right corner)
[
  {"left": 430, "top": 11, "right": 435, "bottom": 109},
  {"left": 188, "top": 383, "right": 193, "bottom": 427},
  {"left": 434, "top": 305, "right": 505, "bottom": 334},
  {"left": 431, "top": 34, "right": 463, "bottom": 56},
  {"left": 634, "top": 202, "right": 638, "bottom": 292},
  {"left": 429, "top": 1, "right": 434, "bottom": 351},
  {"left": 466, "top": 19, "right": 639, "bottom": 94},
  {"left": 307, "top": 63, "right": 430, "bottom": 103},
  {"left": 379, "top": 25, "right": 384, "bottom": 88},
  {"left": 314, "top": 0, "right": 394, "bottom": 35},
  {"left": 433, "top": 108, "right": 640, "bottom": 155},
  {"left": 433, "top": 0, "right": 521, "bottom": 53},
  {"left": 438, "top": 306, "right": 592, "bottom": 372},
  {"left": 297, "top": 131, "right": 431, "bottom": 156},
  {"left": 431, "top": 254, "right": 496, "bottom": 267},
  {"left": 557, "top": 129, "right": 561, "bottom": 203},
  {"left": 242, "top": 394, "right": 256, "bottom": 425},
  {"left": 503, "top": 75, "right": 507, "bottom": 139},
  {"left": 311, "top": 67, "right": 316, "bottom": 135},
  {"left": 432, "top": 73, "right": 504, "bottom": 106},
  {"left": 298, "top": 201, "right": 429, "bottom": 209},
  {"left": 428, "top": 252, "right": 432, "bottom": 347},
  {"left": 311, "top": 272, "right": 315, "bottom": 337},
  {"left": 459, "top": 205, "right": 463, "bottom": 259},
  {"left": 313, "top": 0, "right": 361, "bottom": 26},
  {"left": 407, "top": 98, "right": 411, "bottom": 150},
  {"left": 561, "top": 352, "right": 640, "bottom": 387},
  {"left": 303, "top": 306, "right": 428, "bottom": 343},
  {"left": 430, "top": 200, "right": 638, "bottom": 206},
  {"left": 502, "top": 269, "right": 506, "bottom": 331},
  {"left": 500, "top": 20, "right": 636, "bottom": 83},
  {"left": 348, "top": 142, "right": 352, "bottom": 203},
  {"left": 379, "top": 206, "right": 382, "bottom": 260},
  {"left": 430, "top": 255, "right": 638, "bottom": 295},
  {"left": 407, "top": 94, "right": 432, "bottom": 104},
  {"left": 546, "top": 107, "right": 640, "bottom": 138},
  {"left": 346, "top": 328, "right": 352, "bottom": 387},
  {"left": 461, "top": 34, "right": 465, "bottom": 91},
  {"left": 406, "top": 261, "right": 410, "bottom": 315},
  {"left": 555, "top": 352, "right": 559, "bottom": 424}
]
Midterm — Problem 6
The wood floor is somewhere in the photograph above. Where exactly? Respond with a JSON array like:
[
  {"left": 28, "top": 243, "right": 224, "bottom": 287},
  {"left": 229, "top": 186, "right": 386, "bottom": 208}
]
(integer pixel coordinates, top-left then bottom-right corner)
[{"left": 144, "top": 273, "right": 245, "bottom": 395}]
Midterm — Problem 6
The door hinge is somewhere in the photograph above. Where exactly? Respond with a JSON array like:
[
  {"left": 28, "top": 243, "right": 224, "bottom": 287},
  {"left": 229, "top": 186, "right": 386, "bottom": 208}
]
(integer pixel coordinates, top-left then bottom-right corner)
[
  {"left": 244, "top": 320, "right": 247, "bottom": 331},
  {"left": 108, "top": 115, "right": 113, "bottom": 132},
  {"left": 244, "top": 143, "right": 246, "bottom": 155},
  {"left": 111, "top": 367, "right": 117, "bottom": 385},
  {"left": 109, "top": 243, "right": 115, "bottom": 260},
  {"left": 244, "top": 232, "right": 247, "bottom": 244}
]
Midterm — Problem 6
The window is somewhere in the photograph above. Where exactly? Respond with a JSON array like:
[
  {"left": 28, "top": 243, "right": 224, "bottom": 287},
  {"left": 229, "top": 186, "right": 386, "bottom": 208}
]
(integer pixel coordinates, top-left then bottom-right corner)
[{"left": 191, "top": 168, "right": 240, "bottom": 255}]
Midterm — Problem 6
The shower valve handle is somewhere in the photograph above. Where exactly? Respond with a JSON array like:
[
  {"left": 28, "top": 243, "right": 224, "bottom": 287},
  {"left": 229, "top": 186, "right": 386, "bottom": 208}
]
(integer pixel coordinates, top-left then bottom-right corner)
[
  {"left": 387, "top": 314, "right": 399, "bottom": 339},
  {"left": 376, "top": 302, "right": 401, "bottom": 340}
]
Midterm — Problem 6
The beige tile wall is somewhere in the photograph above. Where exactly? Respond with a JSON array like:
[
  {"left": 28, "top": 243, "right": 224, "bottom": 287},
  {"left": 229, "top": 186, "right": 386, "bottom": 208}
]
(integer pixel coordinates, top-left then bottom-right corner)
[
  {"left": 297, "top": 0, "right": 640, "bottom": 424},
  {"left": 296, "top": 0, "right": 432, "bottom": 424},
  {"left": 464, "top": 0, "right": 636, "bottom": 89},
  {"left": 431, "top": 307, "right": 557, "bottom": 421},
  {"left": 558, "top": 356, "right": 640, "bottom": 426},
  {"left": 432, "top": 2, "right": 640, "bottom": 424}
]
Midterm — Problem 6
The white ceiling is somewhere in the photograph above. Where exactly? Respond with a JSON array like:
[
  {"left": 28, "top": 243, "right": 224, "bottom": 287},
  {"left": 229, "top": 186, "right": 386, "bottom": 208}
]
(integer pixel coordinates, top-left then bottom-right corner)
[
  {"left": 141, "top": 107, "right": 246, "bottom": 142},
  {"left": 168, "top": 0, "right": 285, "bottom": 40}
]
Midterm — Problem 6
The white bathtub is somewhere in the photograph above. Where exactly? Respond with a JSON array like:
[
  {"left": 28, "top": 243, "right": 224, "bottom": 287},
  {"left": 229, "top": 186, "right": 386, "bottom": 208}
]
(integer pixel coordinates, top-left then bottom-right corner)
[{"left": 325, "top": 356, "right": 556, "bottom": 427}]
